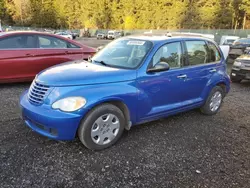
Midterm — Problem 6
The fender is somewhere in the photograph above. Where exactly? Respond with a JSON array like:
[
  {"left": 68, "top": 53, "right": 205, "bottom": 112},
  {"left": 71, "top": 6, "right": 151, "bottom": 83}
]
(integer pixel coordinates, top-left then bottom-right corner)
[
  {"left": 201, "top": 70, "right": 230, "bottom": 101},
  {"left": 46, "top": 81, "right": 138, "bottom": 124}
]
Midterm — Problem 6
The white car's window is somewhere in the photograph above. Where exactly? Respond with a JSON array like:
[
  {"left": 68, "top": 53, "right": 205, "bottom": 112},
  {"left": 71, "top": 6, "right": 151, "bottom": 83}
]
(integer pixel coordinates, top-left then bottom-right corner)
[
  {"left": 38, "top": 35, "right": 67, "bottom": 49},
  {"left": 152, "top": 42, "right": 182, "bottom": 68},
  {"left": 92, "top": 38, "right": 153, "bottom": 69}
]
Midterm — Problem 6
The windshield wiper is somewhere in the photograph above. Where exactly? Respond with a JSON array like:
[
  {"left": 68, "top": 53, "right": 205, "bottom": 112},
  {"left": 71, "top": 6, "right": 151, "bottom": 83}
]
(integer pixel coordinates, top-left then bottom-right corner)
[{"left": 93, "top": 60, "right": 107, "bottom": 66}]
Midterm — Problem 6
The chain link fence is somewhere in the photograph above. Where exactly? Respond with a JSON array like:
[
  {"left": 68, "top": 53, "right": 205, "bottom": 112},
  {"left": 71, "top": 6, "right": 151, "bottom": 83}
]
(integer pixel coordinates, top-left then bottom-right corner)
[{"left": 2, "top": 25, "right": 250, "bottom": 44}]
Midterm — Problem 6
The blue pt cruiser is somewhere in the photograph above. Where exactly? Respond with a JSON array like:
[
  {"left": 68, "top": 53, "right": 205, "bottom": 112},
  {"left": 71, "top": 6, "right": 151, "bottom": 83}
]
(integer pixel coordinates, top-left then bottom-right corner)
[{"left": 20, "top": 36, "right": 230, "bottom": 150}]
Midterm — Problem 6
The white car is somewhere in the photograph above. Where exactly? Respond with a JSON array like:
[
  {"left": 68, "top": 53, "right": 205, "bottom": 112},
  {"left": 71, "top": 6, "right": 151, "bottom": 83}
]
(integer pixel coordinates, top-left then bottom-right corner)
[
  {"left": 56, "top": 32, "right": 73, "bottom": 40},
  {"left": 220, "top": 36, "right": 239, "bottom": 46},
  {"left": 96, "top": 33, "right": 107, "bottom": 39},
  {"left": 107, "top": 30, "right": 120, "bottom": 39}
]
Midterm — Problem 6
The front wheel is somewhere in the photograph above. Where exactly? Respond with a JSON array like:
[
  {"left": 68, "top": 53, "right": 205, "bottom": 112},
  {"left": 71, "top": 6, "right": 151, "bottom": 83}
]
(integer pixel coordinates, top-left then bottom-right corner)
[
  {"left": 78, "top": 104, "right": 125, "bottom": 150},
  {"left": 230, "top": 75, "right": 242, "bottom": 83},
  {"left": 200, "top": 86, "right": 224, "bottom": 115}
]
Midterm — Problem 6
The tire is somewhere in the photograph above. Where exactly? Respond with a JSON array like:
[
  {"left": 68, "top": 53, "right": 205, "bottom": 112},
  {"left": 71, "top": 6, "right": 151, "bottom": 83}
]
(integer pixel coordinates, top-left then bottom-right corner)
[
  {"left": 78, "top": 104, "right": 125, "bottom": 150},
  {"left": 230, "top": 75, "right": 242, "bottom": 83},
  {"left": 200, "top": 86, "right": 225, "bottom": 115}
]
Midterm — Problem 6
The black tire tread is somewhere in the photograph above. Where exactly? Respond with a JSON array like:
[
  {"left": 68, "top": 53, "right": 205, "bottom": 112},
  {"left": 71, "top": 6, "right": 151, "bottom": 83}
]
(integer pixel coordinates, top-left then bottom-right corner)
[
  {"left": 78, "top": 103, "right": 125, "bottom": 150},
  {"left": 200, "top": 86, "right": 225, "bottom": 115}
]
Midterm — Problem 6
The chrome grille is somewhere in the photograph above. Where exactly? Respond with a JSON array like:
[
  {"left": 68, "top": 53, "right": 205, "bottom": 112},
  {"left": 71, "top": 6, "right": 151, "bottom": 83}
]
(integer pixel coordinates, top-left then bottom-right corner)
[
  {"left": 28, "top": 81, "right": 50, "bottom": 105},
  {"left": 241, "top": 60, "right": 250, "bottom": 64}
]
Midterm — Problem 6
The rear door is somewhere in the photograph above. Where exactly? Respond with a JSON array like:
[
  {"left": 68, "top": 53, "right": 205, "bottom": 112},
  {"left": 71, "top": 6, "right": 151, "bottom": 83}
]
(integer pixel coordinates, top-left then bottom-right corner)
[
  {"left": 181, "top": 40, "right": 222, "bottom": 101},
  {"left": 0, "top": 34, "right": 37, "bottom": 82},
  {"left": 33, "top": 34, "right": 84, "bottom": 74}
]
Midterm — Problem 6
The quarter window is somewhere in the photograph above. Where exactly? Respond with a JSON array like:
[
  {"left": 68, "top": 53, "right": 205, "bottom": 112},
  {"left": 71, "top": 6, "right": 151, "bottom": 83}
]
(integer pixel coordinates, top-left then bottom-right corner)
[
  {"left": 0, "top": 35, "right": 36, "bottom": 49},
  {"left": 186, "top": 40, "right": 208, "bottom": 66},
  {"left": 152, "top": 42, "right": 182, "bottom": 68},
  {"left": 207, "top": 42, "right": 221, "bottom": 62},
  {"left": 68, "top": 42, "right": 80, "bottom": 48}
]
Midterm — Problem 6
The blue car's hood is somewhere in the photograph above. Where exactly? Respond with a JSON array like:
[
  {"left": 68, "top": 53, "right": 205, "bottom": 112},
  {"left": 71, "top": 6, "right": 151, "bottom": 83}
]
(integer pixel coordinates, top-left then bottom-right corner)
[{"left": 37, "top": 61, "right": 136, "bottom": 86}]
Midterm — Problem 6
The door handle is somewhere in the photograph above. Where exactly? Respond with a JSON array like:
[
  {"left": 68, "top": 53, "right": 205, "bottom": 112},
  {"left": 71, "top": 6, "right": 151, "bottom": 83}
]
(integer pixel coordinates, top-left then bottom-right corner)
[
  {"left": 25, "top": 54, "right": 34, "bottom": 57},
  {"left": 209, "top": 68, "right": 217, "bottom": 73},
  {"left": 177, "top": 74, "right": 187, "bottom": 79}
]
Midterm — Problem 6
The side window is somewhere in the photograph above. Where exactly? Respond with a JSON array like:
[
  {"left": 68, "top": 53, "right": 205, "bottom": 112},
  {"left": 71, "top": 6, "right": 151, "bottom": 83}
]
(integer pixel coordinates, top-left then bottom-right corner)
[
  {"left": 0, "top": 35, "right": 36, "bottom": 49},
  {"left": 68, "top": 42, "right": 80, "bottom": 48},
  {"left": 207, "top": 42, "right": 221, "bottom": 62},
  {"left": 186, "top": 40, "right": 208, "bottom": 66},
  {"left": 38, "top": 35, "right": 67, "bottom": 49},
  {"left": 152, "top": 42, "right": 182, "bottom": 69}
]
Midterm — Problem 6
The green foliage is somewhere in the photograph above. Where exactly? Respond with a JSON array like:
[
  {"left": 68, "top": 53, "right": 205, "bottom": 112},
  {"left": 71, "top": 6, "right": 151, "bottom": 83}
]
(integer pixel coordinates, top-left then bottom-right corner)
[
  {"left": 0, "top": 0, "right": 250, "bottom": 29},
  {"left": 240, "top": 0, "right": 250, "bottom": 14}
]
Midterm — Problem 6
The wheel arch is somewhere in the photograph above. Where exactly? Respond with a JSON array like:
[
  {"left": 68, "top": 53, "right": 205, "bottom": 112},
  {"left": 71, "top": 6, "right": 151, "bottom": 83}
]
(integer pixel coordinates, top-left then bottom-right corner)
[
  {"left": 216, "top": 81, "right": 227, "bottom": 96},
  {"left": 85, "top": 98, "right": 132, "bottom": 130},
  {"left": 202, "top": 78, "right": 229, "bottom": 101}
]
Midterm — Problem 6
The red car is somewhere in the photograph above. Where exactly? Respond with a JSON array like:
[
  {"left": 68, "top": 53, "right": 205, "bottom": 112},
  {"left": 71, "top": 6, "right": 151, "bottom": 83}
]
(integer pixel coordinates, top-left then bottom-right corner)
[{"left": 0, "top": 31, "right": 96, "bottom": 83}]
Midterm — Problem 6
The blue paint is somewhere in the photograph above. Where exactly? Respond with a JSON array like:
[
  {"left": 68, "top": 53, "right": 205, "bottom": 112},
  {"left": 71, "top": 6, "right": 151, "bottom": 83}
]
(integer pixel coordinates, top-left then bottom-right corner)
[{"left": 20, "top": 36, "right": 230, "bottom": 140}]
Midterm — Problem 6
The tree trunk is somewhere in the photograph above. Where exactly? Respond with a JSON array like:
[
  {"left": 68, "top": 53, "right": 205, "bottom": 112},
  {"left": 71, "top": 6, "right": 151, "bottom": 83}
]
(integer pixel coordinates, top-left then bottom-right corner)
[
  {"left": 234, "top": 19, "right": 238, "bottom": 34},
  {"left": 242, "top": 12, "right": 246, "bottom": 30}
]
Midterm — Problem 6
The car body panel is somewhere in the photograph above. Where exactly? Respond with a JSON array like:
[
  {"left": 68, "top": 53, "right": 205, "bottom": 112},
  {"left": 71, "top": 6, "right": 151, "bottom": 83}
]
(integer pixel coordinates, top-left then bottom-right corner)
[
  {"left": 20, "top": 36, "right": 230, "bottom": 140},
  {"left": 231, "top": 54, "right": 250, "bottom": 80},
  {"left": 20, "top": 90, "right": 83, "bottom": 140},
  {"left": 37, "top": 61, "right": 137, "bottom": 86}
]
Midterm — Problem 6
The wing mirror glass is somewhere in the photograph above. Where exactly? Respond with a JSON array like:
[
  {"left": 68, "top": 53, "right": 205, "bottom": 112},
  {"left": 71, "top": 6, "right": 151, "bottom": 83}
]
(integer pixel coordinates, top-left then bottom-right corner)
[{"left": 147, "top": 62, "right": 170, "bottom": 73}]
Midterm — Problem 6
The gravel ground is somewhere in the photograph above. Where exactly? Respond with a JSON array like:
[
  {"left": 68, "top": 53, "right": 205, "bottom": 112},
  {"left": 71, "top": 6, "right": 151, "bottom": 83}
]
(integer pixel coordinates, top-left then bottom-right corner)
[
  {"left": 76, "top": 38, "right": 110, "bottom": 48},
  {"left": 0, "top": 40, "right": 250, "bottom": 187}
]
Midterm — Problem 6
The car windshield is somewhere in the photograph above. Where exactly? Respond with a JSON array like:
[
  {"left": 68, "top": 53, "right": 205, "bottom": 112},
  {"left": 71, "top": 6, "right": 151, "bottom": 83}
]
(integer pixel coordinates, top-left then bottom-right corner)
[
  {"left": 225, "top": 39, "right": 235, "bottom": 44},
  {"left": 91, "top": 38, "right": 153, "bottom": 69},
  {"left": 235, "top": 38, "right": 250, "bottom": 44}
]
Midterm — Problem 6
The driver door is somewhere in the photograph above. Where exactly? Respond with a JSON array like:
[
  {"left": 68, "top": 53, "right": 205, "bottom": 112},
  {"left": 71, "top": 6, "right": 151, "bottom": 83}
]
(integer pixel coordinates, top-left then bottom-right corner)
[{"left": 136, "top": 41, "right": 197, "bottom": 122}]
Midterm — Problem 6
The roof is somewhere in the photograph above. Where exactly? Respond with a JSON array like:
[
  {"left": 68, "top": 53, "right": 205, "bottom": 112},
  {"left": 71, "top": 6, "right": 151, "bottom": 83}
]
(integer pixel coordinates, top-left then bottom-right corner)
[
  {"left": 0, "top": 31, "right": 52, "bottom": 35},
  {"left": 0, "top": 31, "right": 56, "bottom": 38},
  {"left": 126, "top": 35, "right": 215, "bottom": 43}
]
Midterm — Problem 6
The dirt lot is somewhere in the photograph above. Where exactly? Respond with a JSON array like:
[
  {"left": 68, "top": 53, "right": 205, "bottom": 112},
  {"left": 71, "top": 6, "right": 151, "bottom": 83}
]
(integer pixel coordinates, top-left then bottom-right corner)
[
  {"left": 77, "top": 38, "right": 110, "bottom": 48},
  {"left": 0, "top": 39, "right": 250, "bottom": 188}
]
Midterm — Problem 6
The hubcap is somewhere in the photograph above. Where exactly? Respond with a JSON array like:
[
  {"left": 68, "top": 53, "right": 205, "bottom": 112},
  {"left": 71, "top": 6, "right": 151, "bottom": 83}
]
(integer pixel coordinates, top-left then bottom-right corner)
[
  {"left": 209, "top": 91, "right": 222, "bottom": 112},
  {"left": 91, "top": 114, "right": 120, "bottom": 145}
]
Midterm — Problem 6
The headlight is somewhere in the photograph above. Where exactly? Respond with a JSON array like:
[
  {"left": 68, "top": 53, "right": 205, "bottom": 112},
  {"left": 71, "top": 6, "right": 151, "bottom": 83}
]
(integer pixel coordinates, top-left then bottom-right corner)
[
  {"left": 52, "top": 97, "right": 86, "bottom": 112},
  {"left": 233, "top": 61, "right": 242, "bottom": 67}
]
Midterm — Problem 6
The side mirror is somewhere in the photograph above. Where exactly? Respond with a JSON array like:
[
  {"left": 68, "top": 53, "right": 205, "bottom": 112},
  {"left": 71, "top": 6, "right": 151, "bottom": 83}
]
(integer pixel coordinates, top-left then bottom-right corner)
[
  {"left": 147, "top": 62, "right": 170, "bottom": 73},
  {"left": 88, "top": 55, "right": 92, "bottom": 61},
  {"left": 96, "top": 45, "right": 104, "bottom": 52}
]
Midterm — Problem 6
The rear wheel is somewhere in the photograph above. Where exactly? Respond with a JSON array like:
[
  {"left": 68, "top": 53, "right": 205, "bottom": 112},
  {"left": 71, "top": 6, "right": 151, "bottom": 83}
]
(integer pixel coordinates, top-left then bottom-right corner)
[
  {"left": 78, "top": 104, "right": 125, "bottom": 150},
  {"left": 200, "top": 86, "right": 224, "bottom": 115}
]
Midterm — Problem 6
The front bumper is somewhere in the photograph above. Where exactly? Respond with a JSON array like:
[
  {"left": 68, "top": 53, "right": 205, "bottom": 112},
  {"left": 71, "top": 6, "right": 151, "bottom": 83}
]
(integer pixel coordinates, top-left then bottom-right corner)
[
  {"left": 231, "top": 68, "right": 250, "bottom": 80},
  {"left": 20, "top": 91, "right": 86, "bottom": 140}
]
